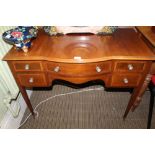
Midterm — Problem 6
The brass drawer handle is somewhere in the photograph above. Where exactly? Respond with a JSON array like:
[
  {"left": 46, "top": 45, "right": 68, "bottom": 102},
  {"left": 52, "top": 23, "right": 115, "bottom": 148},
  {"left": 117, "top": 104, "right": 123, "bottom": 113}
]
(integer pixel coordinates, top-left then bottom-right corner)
[
  {"left": 96, "top": 66, "right": 102, "bottom": 73},
  {"left": 128, "top": 64, "right": 133, "bottom": 71},
  {"left": 123, "top": 78, "right": 129, "bottom": 84},
  {"left": 25, "top": 64, "right": 30, "bottom": 70},
  {"left": 29, "top": 77, "right": 34, "bottom": 83},
  {"left": 54, "top": 66, "right": 60, "bottom": 72}
]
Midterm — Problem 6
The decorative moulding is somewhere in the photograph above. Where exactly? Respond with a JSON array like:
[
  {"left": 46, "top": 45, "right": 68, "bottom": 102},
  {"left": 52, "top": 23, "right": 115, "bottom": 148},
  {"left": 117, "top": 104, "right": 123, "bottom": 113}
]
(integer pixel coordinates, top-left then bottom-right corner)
[{"left": 43, "top": 26, "right": 118, "bottom": 36}]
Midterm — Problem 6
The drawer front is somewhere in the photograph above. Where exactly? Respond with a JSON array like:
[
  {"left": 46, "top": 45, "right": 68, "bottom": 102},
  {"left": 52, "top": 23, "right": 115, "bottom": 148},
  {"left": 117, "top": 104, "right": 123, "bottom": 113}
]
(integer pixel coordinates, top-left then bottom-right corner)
[
  {"left": 111, "top": 74, "right": 142, "bottom": 87},
  {"left": 46, "top": 61, "right": 112, "bottom": 76},
  {"left": 114, "top": 61, "right": 146, "bottom": 72},
  {"left": 17, "top": 73, "right": 47, "bottom": 87},
  {"left": 13, "top": 61, "right": 42, "bottom": 71}
]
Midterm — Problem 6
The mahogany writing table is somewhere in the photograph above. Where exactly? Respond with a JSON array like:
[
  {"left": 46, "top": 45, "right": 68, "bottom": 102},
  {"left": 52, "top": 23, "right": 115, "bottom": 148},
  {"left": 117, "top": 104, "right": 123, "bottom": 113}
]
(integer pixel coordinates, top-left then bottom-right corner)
[{"left": 3, "top": 28, "right": 155, "bottom": 119}]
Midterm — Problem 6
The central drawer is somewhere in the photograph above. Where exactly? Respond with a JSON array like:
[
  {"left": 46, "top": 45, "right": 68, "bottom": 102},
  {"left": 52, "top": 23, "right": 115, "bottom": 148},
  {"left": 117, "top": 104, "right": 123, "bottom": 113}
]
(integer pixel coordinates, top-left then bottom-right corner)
[{"left": 45, "top": 61, "right": 112, "bottom": 77}]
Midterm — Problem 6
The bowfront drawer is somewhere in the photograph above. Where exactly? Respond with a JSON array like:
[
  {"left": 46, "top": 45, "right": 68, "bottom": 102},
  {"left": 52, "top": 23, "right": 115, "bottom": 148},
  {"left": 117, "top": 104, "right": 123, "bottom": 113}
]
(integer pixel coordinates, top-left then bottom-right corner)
[
  {"left": 114, "top": 61, "right": 146, "bottom": 73},
  {"left": 46, "top": 61, "right": 112, "bottom": 76},
  {"left": 12, "top": 61, "right": 43, "bottom": 71},
  {"left": 17, "top": 73, "right": 47, "bottom": 87},
  {"left": 111, "top": 73, "right": 142, "bottom": 87}
]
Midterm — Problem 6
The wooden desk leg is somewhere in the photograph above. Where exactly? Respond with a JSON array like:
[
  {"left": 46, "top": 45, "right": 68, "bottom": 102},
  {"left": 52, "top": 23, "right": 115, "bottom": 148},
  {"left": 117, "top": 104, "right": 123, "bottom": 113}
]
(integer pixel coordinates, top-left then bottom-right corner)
[
  {"left": 123, "top": 73, "right": 152, "bottom": 119},
  {"left": 18, "top": 85, "right": 35, "bottom": 116}
]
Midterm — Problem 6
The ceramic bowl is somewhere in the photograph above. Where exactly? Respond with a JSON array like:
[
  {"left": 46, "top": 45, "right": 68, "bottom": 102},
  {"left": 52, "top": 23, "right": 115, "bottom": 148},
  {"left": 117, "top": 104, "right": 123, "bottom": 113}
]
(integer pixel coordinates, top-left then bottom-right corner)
[{"left": 2, "top": 26, "right": 38, "bottom": 52}]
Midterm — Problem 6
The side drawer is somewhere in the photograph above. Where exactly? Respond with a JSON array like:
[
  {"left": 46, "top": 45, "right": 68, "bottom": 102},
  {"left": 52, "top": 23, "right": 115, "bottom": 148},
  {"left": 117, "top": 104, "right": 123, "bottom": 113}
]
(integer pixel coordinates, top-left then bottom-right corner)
[
  {"left": 17, "top": 73, "right": 47, "bottom": 87},
  {"left": 110, "top": 73, "right": 142, "bottom": 87},
  {"left": 114, "top": 61, "right": 146, "bottom": 73},
  {"left": 12, "top": 61, "right": 43, "bottom": 72}
]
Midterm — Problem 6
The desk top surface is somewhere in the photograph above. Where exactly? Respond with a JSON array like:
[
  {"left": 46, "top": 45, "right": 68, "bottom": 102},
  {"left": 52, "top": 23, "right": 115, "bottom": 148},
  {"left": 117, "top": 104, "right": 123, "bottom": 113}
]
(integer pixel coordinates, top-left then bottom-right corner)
[
  {"left": 3, "top": 28, "right": 155, "bottom": 63},
  {"left": 136, "top": 26, "right": 155, "bottom": 47}
]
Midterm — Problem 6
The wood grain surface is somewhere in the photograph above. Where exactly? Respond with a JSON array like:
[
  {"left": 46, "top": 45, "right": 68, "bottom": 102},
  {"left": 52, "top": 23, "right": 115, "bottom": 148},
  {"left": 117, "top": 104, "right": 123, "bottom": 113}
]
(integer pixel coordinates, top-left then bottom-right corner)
[{"left": 3, "top": 29, "right": 155, "bottom": 62}]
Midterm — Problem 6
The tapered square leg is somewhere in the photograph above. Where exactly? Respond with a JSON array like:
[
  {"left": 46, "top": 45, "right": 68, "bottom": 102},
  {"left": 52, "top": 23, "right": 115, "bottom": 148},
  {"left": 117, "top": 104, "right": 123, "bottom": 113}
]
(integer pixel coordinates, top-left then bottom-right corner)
[{"left": 19, "top": 85, "right": 35, "bottom": 116}]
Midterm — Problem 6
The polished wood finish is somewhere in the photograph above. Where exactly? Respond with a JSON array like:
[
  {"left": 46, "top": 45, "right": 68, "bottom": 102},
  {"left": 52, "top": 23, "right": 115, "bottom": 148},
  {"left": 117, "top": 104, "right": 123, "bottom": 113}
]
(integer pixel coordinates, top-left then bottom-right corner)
[
  {"left": 136, "top": 26, "right": 155, "bottom": 46},
  {"left": 3, "top": 28, "right": 155, "bottom": 119},
  {"left": 136, "top": 26, "right": 155, "bottom": 52},
  {"left": 4, "top": 29, "right": 155, "bottom": 62}
]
